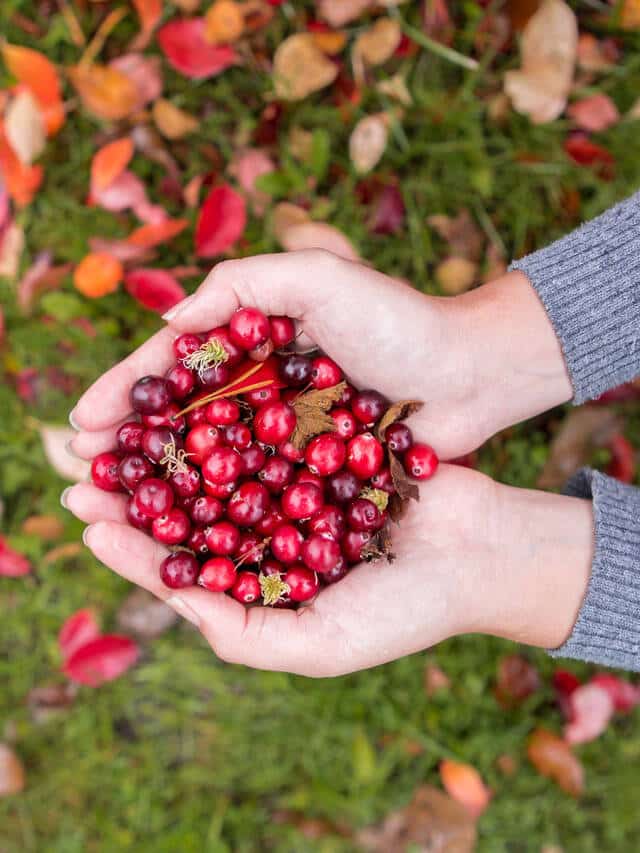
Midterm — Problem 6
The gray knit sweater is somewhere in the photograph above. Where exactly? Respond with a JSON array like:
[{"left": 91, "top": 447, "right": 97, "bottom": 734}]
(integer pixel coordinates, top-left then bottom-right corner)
[{"left": 510, "top": 191, "right": 640, "bottom": 671}]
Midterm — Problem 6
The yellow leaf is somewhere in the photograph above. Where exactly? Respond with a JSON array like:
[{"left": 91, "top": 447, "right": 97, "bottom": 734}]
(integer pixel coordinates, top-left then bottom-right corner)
[
  {"left": 152, "top": 99, "right": 200, "bottom": 139},
  {"left": 353, "top": 17, "right": 401, "bottom": 67},
  {"left": 435, "top": 257, "right": 477, "bottom": 294},
  {"left": 68, "top": 63, "right": 139, "bottom": 121},
  {"left": 622, "top": 0, "right": 640, "bottom": 29},
  {"left": 273, "top": 34, "right": 338, "bottom": 101},
  {"left": 204, "top": 0, "right": 245, "bottom": 44}
]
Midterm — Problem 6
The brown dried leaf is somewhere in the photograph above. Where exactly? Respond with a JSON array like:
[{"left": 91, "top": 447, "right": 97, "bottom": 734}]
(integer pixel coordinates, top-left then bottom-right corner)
[
  {"left": 436, "top": 257, "right": 478, "bottom": 295},
  {"left": 0, "top": 744, "right": 25, "bottom": 797},
  {"left": 538, "top": 408, "right": 620, "bottom": 489},
  {"left": 427, "top": 209, "right": 484, "bottom": 261},
  {"left": 349, "top": 113, "right": 389, "bottom": 175},
  {"left": 389, "top": 451, "right": 420, "bottom": 504},
  {"left": 527, "top": 728, "right": 584, "bottom": 796},
  {"left": 317, "top": 0, "right": 372, "bottom": 27},
  {"left": 27, "top": 683, "right": 77, "bottom": 724},
  {"left": 377, "top": 399, "right": 423, "bottom": 441},
  {"left": 273, "top": 34, "right": 338, "bottom": 101},
  {"left": 21, "top": 514, "right": 64, "bottom": 541},
  {"left": 496, "top": 753, "right": 518, "bottom": 776},
  {"left": 272, "top": 202, "right": 311, "bottom": 244},
  {"left": 353, "top": 17, "right": 402, "bottom": 68},
  {"left": 152, "top": 98, "right": 200, "bottom": 140},
  {"left": 117, "top": 588, "right": 178, "bottom": 639},
  {"left": 42, "top": 542, "right": 83, "bottom": 565},
  {"left": 494, "top": 654, "right": 540, "bottom": 709},
  {"left": 290, "top": 382, "right": 346, "bottom": 449},
  {"left": 362, "top": 525, "right": 395, "bottom": 563},
  {"left": 68, "top": 63, "right": 139, "bottom": 121}
]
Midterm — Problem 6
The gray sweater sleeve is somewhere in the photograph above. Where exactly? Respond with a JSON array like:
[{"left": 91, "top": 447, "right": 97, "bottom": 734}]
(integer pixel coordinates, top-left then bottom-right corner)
[{"left": 509, "top": 192, "right": 640, "bottom": 671}]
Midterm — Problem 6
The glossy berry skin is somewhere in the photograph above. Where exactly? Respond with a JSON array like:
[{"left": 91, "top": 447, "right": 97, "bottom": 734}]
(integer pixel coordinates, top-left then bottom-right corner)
[
  {"left": 282, "top": 482, "right": 323, "bottom": 521},
  {"left": 117, "top": 421, "right": 145, "bottom": 454},
  {"left": 255, "top": 504, "right": 285, "bottom": 536},
  {"left": 92, "top": 452, "right": 123, "bottom": 492},
  {"left": 202, "top": 446, "right": 244, "bottom": 485},
  {"left": 205, "top": 327, "right": 244, "bottom": 367},
  {"left": 270, "top": 315, "right": 295, "bottom": 347},
  {"left": 141, "top": 403, "right": 186, "bottom": 435},
  {"left": 173, "top": 333, "right": 202, "bottom": 361},
  {"left": 326, "top": 470, "right": 361, "bottom": 504},
  {"left": 301, "top": 534, "right": 342, "bottom": 574},
  {"left": 370, "top": 466, "right": 395, "bottom": 494},
  {"left": 160, "top": 552, "right": 199, "bottom": 589},
  {"left": 224, "top": 422, "right": 252, "bottom": 451},
  {"left": 229, "top": 307, "right": 270, "bottom": 350},
  {"left": 187, "top": 526, "right": 209, "bottom": 556},
  {"left": 322, "top": 556, "right": 349, "bottom": 585},
  {"left": 130, "top": 375, "right": 170, "bottom": 415},
  {"left": 261, "top": 557, "right": 284, "bottom": 576},
  {"left": 244, "top": 386, "right": 280, "bottom": 408},
  {"left": 133, "top": 478, "right": 174, "bottom": 519},
  {"left": 165, "top": 364, "right": 196, "bottom": 400},
  {"left": 152, "top": 508, "right": 191, "bottom": 545},
  {"left": 169, "top": 465, "right": 201, "bottom": 499},
  {"left": 259, "top": 456, "right": 294, "bottom": 494},
  {"left": 346, "top": 498, "right": 383, "bottom": 532},
  {"left": 337, "top": 383, "right": 355, "bottom": 407},
  {"left": 253, "top": 401, "right": 296, "bottom": 445},
  {"left": 118, "top": 454, "right": 155, "bottom": 493},
  {"left": 240, "top": 445, "right": 267, "bottom": 476},
  {"left": 227, "top": 482, "right": 270, "bottom": 527},
  {"left": 294, "top": 469, "right": 325, "bottom": 491},
  {"left": 351, "top": 390, "right": 388, "bottom": 426},
  {"left": 205, "top": 398, "right": 240, "bottom": 426},
  {"left": 270, "top": 523, "right": 304, "bottom": 564},
  {"left": 278, "top": 440, "right": 305, "bottom": 463},
  {"left": 189, "top": 496, "right": 223, "bottom": 526},
  {"left": 199, "top": 557, "right": 236, "bottom": 592},
  {"left": 203, "top": 479, "right": 237, "bottom": 500},
  {"left": 342, "top": 530, "right": 372, "bottom": 564},
  {"left": 330, "top": 408, "right": 357, "bottom": 440},
  {"left": 305, "top": 433, "right": 346, "bottom": 477},
  {"left": 346, "top": 433, "right": 384, "bottom": 479},
  {"left": 284, "top": 567, "right": 319, "bottom": 602},
  {"left": 186, "top": 406, "right": 208, "bottom": 428},
  {"left": 185, "top": 424, "right": 223, "bottom": 466},
  {"left": 279, "top": 353, "right": 312, "bottom": 388},
  {"left": 199, "top": 363, "right": 231, "bottom": 390},
  {"left": 231, "top": 571, "right": 261, "bottom": 604},
  {"left": 142, "top": 426, "right": 183, "bottom": 463},
  {"left": 404, "top": 443, "right": 439, "bottom": 480},
  {"left": 308, "top": 506, "right": 345, "bottom": 541},
  {"left": 311, "top": 356, "right": 342, "bottom": 390},
  {"left": 385, "top": 422, "right": 413, "bottom": 454},
  {"left": 205, "top": 521, "right": 241, "bottom": 556},
  {"left": 126, "top": 497, "right": 152, "bottom": 530}
]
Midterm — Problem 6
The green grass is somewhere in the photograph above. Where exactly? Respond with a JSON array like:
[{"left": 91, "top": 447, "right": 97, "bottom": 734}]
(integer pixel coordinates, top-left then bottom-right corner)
[{"left": 2, "top": 1, "right": 640, "bottom": 850}]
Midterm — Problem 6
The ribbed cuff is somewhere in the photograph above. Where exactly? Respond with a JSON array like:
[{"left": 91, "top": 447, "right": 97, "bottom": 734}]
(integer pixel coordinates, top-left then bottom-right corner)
[
  {"left": 510, "top": 191, "right": 640, "bottom": 405},
  {"left": 548, "top": 469, "right": 640, "bottom": 671}
]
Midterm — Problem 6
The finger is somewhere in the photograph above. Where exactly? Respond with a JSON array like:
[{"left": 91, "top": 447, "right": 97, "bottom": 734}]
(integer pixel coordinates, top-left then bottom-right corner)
[
  {"left": 64, "top": 483, "right": 128, "bottom": 524},
  {"left": 70, "top": 420, "right": 131, "bottom": 459},
  {"left": 70, "top": 326, "right": 176, "bottom": 432}
]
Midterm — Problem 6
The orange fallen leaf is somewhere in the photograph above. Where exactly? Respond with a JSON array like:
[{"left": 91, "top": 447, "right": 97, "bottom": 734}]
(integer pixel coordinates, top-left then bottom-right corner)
[
  {"left": 68, "top": 63, "right": 139, "bottom": 121},
  {"left": 353, "top": 17, "right": 402, "bottom": 69},
  {"left": 318, "top": 0, "right": 372, "bottom": 27},
  {"left": 90, "top": 137, "right": 134, "bottom": 195},
  {"left": 152, "top": 99, "right": 200, "bottom": 140},
  {"left": 272, "top": 202, "right": 311, "bottom": 244},
  {"left": 1, "top": 43, "right": 65, "bottom": 135},
  {"left": 0, "top": 744, "right": 25, "bottom": 797},
  {"left": 312, "top": 29, "right": 347, "bottom": 56},
  {"left": 435, "top": 257, "right": 477, "bottom": 294},
  {"left": 132, "top": 0, "right": 163, "bottom": 49},
  {"left": 621, "top": 0, "right": 640, "bottom": 29},
  {"left": 273, "top": 33, "right": 338, "bottom": 100},
  {"left": 439, "top": 760, "right": 491, "bottom": 818},
  {"left": 127, "top": 218, "right": 189, "bottom": 248},
  {"left": 0, "top": 124, "right": 44, "bottom": 207},
  {"left": 527, "top": 729, "right": 584, "bottom": 796},
  {"left": 21, "top": 514, "right": 65, "bottom": 540},
  {"left": 73, "top": 252, "right": 123, "bottom": 298},
  {"left": 204, "top": 0, "right": 245, "bottom": 44}
]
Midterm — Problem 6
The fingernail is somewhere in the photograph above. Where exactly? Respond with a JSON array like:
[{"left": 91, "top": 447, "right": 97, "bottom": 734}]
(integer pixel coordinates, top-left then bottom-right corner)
[
  {"left": 163, "top": 295, "right": 194, "bottom": 322},
  {"left": 69, "top": 408, "right": 80, "bottom": 431},
  {"left": 65, "top": 439, "right": 80, "bottom": 459},
  {"left": 82, "top": 525, "right": 94, "bottom": 547},
  {"left": 60, "top": 486, "right": 73, "bottom": 510},
  {"left": 166, "top": 595, "right": 201, "bottom": 628}
]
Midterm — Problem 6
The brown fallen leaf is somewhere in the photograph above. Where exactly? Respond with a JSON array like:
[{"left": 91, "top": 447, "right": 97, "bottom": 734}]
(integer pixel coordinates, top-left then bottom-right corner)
[
  {"left": 435, "top": 257, "right": 477, "bottom": 295},
  {"left": 152, "top": 99, "right": 200, "bottom": 140},
  {"left": 68, "top": 63, "right": 139, "bottom": 121},
  {"left": 273, "top": 34, "right": 338, "bottom": 101},
  {"left": 622, "top": 0, "right": 640, "bottom": 29},
  {"left": 42, "top": 542, "right": 83, "bottom": 565},
  {"left": 204, "top": 0, "right": 245, "bottom": 45},
  {"left": 496, "top": 753, "right": 518, "bottom": 776},
  {"left": 427, "top": 209, "right": 484, "bottom": 262},
  {"left": 377, "top": 399, "right": 423, "bottom": 440},
  {"left": 27, "top": 683, "right": 77, "bottom": 724},
  {"left": 538, "top": 407, "right": 620, "bottom": 489},
  {"left": 388, "top": 452, "right": 419, "bottom": 505},
  {"left": 271, "top": 202, "right": 311, "bottom": 244},
  {"left": 290, "top": 382, "right": 346, "bottom": 449},
  {"left": 527, "top": 728, "right": 584, "bottom": 796},
  {"left": 494, "top": 654, "right": 540, "bottom": 709},
  {"left": 424, "top": 661, "right": 451, "bottom": 696},
  {"left": 353, "top": 18, "right": 402, "bottom": 85},
  {"left": 317, "top": 0, "right": 372, "bottom": 27},
  {"left": 361, "top": 525, "right": 395, "bottom": 563},
  {"left": 349, "top": 113, "right": 389, "bottom": 175},
  {"left": 117, "top": 588, "right": 178, "bottom": 639},
  {"left": 0, "top": 744, "right": 25, "bottom": 797},
  {"left": 440, "top": 760, "right": 491, "bottom": 819},
  {"left": 21, "top": 514, "right": 65, "bottom": 540},
  {"left": 0, "top": 223, "right": 25, "bottom": 279}
]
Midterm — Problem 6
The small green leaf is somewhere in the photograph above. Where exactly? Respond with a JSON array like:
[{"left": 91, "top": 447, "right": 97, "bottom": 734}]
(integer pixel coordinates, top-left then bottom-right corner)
[{"left": 310, "top": 129, "right": 331, "bottom": 181}]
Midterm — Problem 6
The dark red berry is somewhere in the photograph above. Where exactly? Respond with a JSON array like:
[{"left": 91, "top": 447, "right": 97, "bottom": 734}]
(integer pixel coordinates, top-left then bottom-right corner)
[
  {"left": 173, "top": 333, "right": 202, "bottom": 361},
  {"left": 404, "top": 443, "right": 439, "bottom": 480},
  {"left": 294, "top": 469, "right": 325, "bottom": 491},
  {"left": 255, "top": 503, "right": 285, "bottom": 536},
  {"left": 244, "top": 386, "right": 281, "bottom": 407},
  {"left": 322, "top": 556, "right": 349, "bottom": 584},
  {"left": 202, "top": 446, "right": 244, "bottom": 485},
  {"left": 326, "top": 470, "right": 362, "bottom": 504},
  {"left": 269, "top": 315, "right": 295, "bottom": 347},
  {"left": 187, "top": 526, "right": 209, "bottom": 555},
  {"left": 185, "top": 424, "right": 223, "bottom": 466},
  {"left": 199, "top": 557, "right": 236, "bottom": 592},
  {"left": 241, "top": 445, "right": 267, "bottom": 475},
  {"left": 231, "top": 571, "right": 261, "bottom": 604},
  {"left": 337, "top": 383, "right": 355, "bottom": 407},
  {"left": 330, "top": 408, "right": 357, "bottom": 440},
  {"left": 279, "top": 353, "right": 312, "bottom": 388},
  {"left": 205, "top": 398, "right": 240, "bottom": 426},
  {"left": 142, "top": 426, "right": 183, "bottom": 463},
  {"left": 205, "top": 327, "right": 244, "bottom": 367},
  {"left": 226, "top": 482, "right": 270, "bottom": 527},
  {"left": 259, "top": 456, "right": 294, "bottom": 494},
  {"left": 117, "top": 421, "right": 145, "bottom": 454},
  {"left": 301, "top": 534, "right": 342, "bottom": 574},
  {"left": 203, "top": 479, "right": 237, "bottom": 500},
  {"left": 346, "top": 433, "right": 384, "bottom": 479},
  {"left": 165, "top": 364, "right": 196, "bottom": 400},
  {"left": 160, "top": 552, "right": 199, "bottom": 589},
  {"left": 133, "top": 478, "right": 174, "bottom": 519},
  {"left": 152, "top": 508, "right": 191, "bottom": 545},
  {"left": 308, "top": 505, "right": 345, "bottom": 541},
  {"left": 229, "top": 307, "right": 270, "bottom": 350},
  {"left": 385, "top": 422, "right": 413, "bottom": 454},
  {"left": 342, "top": 530, "right": 372, "bottom": 564},
  {"left": 141, "top": 403, "right": 185, "bottom": 434},
  {"left": 189, "top": 495, "right": 224, "bottom": 526},
  {"left": 370, "top": 466, "right": 395, "bottom": 494},
  {"left": 261, "top": 557, "right": 284, "bottom": 576},
  {"left": 199, "top": 363, "right": 231, "bottom": 390},
  {"left": 270, "top": 523, "right": 304, "bottom": 563},
  {"left": 205, "top": 521, "right": 241, "bottom": 555},
  {"left": 118, "top": 453, "right": 155, "bottom": 493},
  {"left": 281, "top": 482, "right": 323, "bottom": 520},
  {"left": 91, "top": 452, "right": 123, "bottom": 492},
  {"left": 346, "top": 498, "right": 383, "bottom": 532},
  {"left": 235, "top": 532, "right": 265, "bottom": 564},
  {"left": 186, "top": 406, "right": 208, "bottom": 428},
  {"left": 169, "top": 465, "right": 201, "bottom": 498},
  {"left": 253, "top": 401, "right": 296, "bottom": 444},
  {"left": 130, "top": 376, "right": 170, "bottom": 415},
  {"left": 284, "top": 566, "right": 319, "bottom": 602},
  {"left": 351, "top": 390, "right": 388, "bottom": 425},
  {"left": 224, "top": 422, "right": 252, "bottom": 450},
  {"left": 305, "top": 433, "right": 345, "bottom": 477},
  {"left": 311, "top": 356, "right": 342, "bottom": 389},
  {"left": 126, "top": 497, "right": 153, "bottom": 530},
  {"left": 278, "top": 440, "right": 305, "bottom": 463}
]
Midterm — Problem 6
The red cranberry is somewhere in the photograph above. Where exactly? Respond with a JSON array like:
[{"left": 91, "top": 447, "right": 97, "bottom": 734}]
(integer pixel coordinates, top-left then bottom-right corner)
[
  {"left": 187, "top": 526, "right": 209, "bottom": 555},
  {"left": 173, "top": 333, "right": 202, "bottom": 361},
  {"left": 301, "top": 534, "right": 342, "bottom": 574},
  {"left": 308, "top": 505, "right": 345, "bottom": 540},
  {"left": 270, "top": 315, "right": 295, "bottom": 347},
  {"left": 142, "top": 426, "right": 183, "bottom": 463},
  {"left": 270, "top": 523, "right": 304, "bottom": 563},
  {"left": 385, "top": 422, "right": 413, "bottom": 454},
  {"left": 126, "top": 497, "right": 153, "bottom": 530},
  {"left": 261, "top": 557, "right": 284, "bottom": 576},
  {"left": 278, "top": 440, "right": 305, "bottom": 463},
  {"left": 186, "top": 406, "right": 208, "bottom": 428},
  {"left": 326, "top": 470, "right": 361, "bottom": 504},
  {"left": 231, "top": 570, "right": 261, "bottom": 604},
  {"left": 322, "top": 556, "right": 349, "bottom": 584},
  {"left": 241, "top": 445, "right": 267, "bottom": 475},
  {"left": 346, "top": 433, "right": 384, "bottom": 479},
  {"left": 92, "top": 452, "right": 123, "bottom": 492},
  {"left": 205, "top": 398, "right": 240, "bottom": 425},
  {"left": 370, "top": 466, "right": 395, "bottom": 494},
  {"left": 118, "top": 454, "right": 155, "bottom": 493},
  {"left": 160, "top": 552, "right": 200, "bottom": 589},
  {"left": 259, "top": 456, "right": 294, "bottom": 494},
  {"left": 202, "top": 446, "right": 244, "bottom": 485},
  {"left": 305, "top": 433, "right": 346, "bottom": 476},
  {"left": 282, "top": 482, "right": 323, "bottom": 520},
  {"left": 133, "top": 478, "right": 174, "bottom": 519},
  {"left": 279, "top": 353, "right": 312, "bottom": 388},
  {"left": 351, "top": 390, "right": 388, "bottom": 425},
  {"left": 203, "top": 479, "right": 237, "bottom": 500},
  {"left": 169, "top": 465, "right": 201, "bottom": 498},
  {"left": 189, "top": 496, "right": 224, "bottom": 526},
  {"left": 236, "top": 532, "right": 264, "bottom": 564},
  {"left": 281, "top": 389, "right": 299, "bottom": 405},
  {"left": 205, "top": 327, "right": 244, "bottom": 367},
  {"left": 342, "top": 530, "right": 372, "bottom": 564},
  {"left": 311, "top": 356, "right": 342, "bottom": 389},
  {"left": 141, "top": 403, "right": 185, "bottom": 434},
  {"left": 346, "top": 498, "right": 383, "bottom": 532},
  {"left": 205, "top": 521, "right": 241, "bottom": 555},
  {"left": 330, "top": 408, "right": 357, "bottom": 440},
  {"left": 249, "top": 339, "right": 274, "bottom": 362},
  {"left": 229, "top": 307, "right": 270, "bottom": 350},
  {"left": 227, "top": 482, "right": 270, "bottom": 526},
  {"left": 404, "top": 443, "right": 439, "bottom": 480},
  {"left": 255, "top": 504, "right": 285, "bottom": 536},
  {"left": 165, "top": 364, "right": 196, "bottom": 400},
  {"left": 224, "top": 422, "right": 252, "bottom": 450},
  {"left": 337, "top": 383, "right": 355, "bottom": 406},
  {"left": 199, "top": 363, "right": 231, "bottom": 390},
  {"left": 130, "top": 376, "right": 170, "bottom": 415},
  {"left": 185, "top": 424, "right": 224, "bottom": 466},
  {"left": 253, "top": 401, "right": 296, "bottom": 444},
  {"left": 117, "top": 421, "right": 145, "bottom": 454},
  {"left": 294, "top": 469, "right": 325, "bottom": 491},
  {"left": 152, "top": 507, "right": 191, "bottom": 545},
  {"left": 244, "top": 386, "right": 280, "bottom": 407},
  {"left": 199, "top": 557, "right": 236, "bottom": 592},
  {"left": 284, "top": 566, "right": 319, "bottom": 602}
]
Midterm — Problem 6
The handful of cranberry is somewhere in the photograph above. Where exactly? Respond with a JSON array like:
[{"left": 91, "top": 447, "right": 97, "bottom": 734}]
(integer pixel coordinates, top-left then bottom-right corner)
[{"left": 90, "top": 307, "right": 438, "bottom": 608}]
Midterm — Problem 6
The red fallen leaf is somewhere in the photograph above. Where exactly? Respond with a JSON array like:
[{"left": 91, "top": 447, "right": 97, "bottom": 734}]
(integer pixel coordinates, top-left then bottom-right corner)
[
  {"left": 0, "top": 535, "right": 31, "bottom": 577},
  {"left": 564, "top": 133, "right": 614, "bottom": 174},
  {"left": 253, "top": 102, "right": 284, "bottom": 146},
  {"left": 368, "top": 184, "right": 405, "bottom": 235},
  {"left": 58, "top": 609, "right": 101, "bottom": 663},
  {"left": 567, "top": 94, "right": 619, "bottom": 132},
  {"left": 594, "top": 382, "right": 640, "bottom": 404},
  {"left": 94, "top": 170, "right": 148, "bottom": 213},
  {"left": 527, "top": 729, "right": 584, "bottom": 796},
  {"left": 553, "top": 669, "right": 581, "bottom": 718},
  {"left": 195, "top": 183, "right": 246, "bottom": 257},
  {"left": 133, "top": 200, "right": 170, "bottom": 225},
  {"left": 229, "top": 148, "right": 275, "bottom": 216},
  {"left": 439, "top": 760, "right": 491, "bottom": 818},
  {"left": 90, "top": 137, "right": 134, "bottom": 196},
  {"left": 124, "top": 268, "right": 186, "bottom": 313},
  {"left": 564, "top": 683, "right": 614, "bottom": 745},
  {"left": 494, "top": 654, "right": 540, "bottom": 708},
  {"left": 127, "top": 218, "right": 188, "bottom": 249},
  {"left": 590, "top": 673, "right": 640, "bottom": 713},
  {"left": 89, "top": 237, "right": 156, "bottom": 264},
  {"left": 2, "top": 43, "right": 65, "bottom": 136},
  {"left": 606, "top": 434, "right": 635, "bottom": 483},
  {"left": 110, "top": 53, "right": 163, "bottom": 109},
  {"left": 63, "top": 635, "right": 139, "bottom": 687},
  {"left": 158, "top": 18, "right": 239, "bottom": 79}
]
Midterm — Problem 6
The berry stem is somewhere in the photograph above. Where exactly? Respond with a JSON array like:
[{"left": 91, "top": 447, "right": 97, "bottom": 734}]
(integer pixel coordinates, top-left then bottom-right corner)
[
  {"left": 259, "top": 572, "right": 290, "bottom": 606},
  {"left": 175, "top": 360, "right": 276, "bottom": 417}
]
